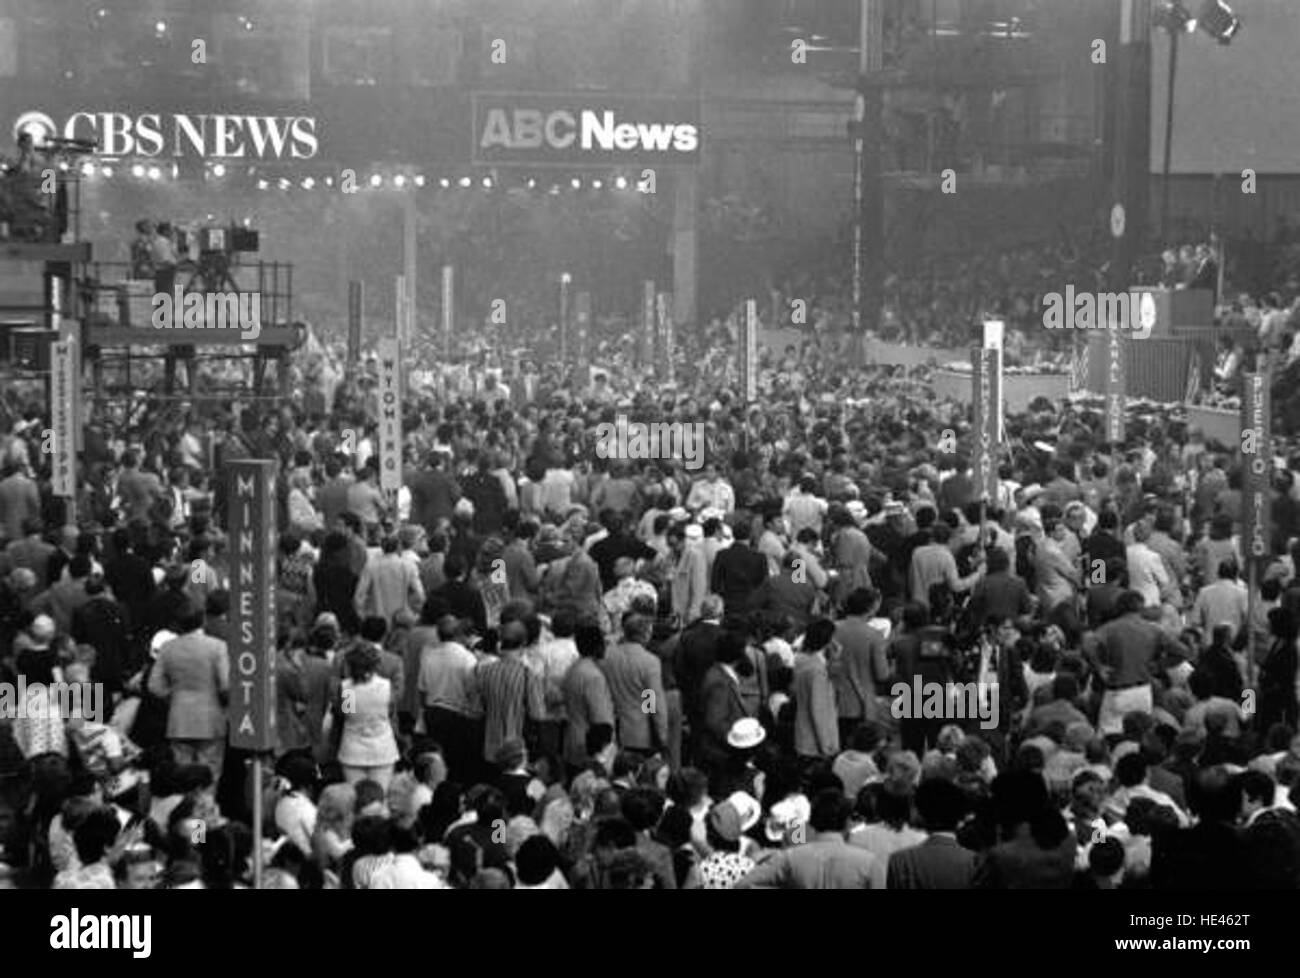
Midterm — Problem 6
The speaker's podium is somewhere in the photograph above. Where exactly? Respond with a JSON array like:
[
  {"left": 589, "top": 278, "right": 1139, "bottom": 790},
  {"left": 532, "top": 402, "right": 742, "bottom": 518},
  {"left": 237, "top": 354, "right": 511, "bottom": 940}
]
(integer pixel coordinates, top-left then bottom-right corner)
[{"left": 1085, "top": 288, "right": 1217, "bottom": 402}]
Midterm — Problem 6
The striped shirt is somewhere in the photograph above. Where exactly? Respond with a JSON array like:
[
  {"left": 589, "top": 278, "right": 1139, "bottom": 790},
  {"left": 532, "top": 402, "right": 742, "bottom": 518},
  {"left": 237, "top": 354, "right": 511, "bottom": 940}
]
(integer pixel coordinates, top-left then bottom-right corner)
[{"left": 475, "top": 652, "right": 547, "bottom": 762}]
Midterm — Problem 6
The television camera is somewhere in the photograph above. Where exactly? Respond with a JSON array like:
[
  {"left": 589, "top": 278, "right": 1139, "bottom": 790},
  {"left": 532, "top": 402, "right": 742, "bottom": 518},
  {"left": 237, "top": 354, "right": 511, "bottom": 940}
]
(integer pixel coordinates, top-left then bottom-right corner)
[{"left": 175, "top": 223, "right": 261, "bottom": 294}]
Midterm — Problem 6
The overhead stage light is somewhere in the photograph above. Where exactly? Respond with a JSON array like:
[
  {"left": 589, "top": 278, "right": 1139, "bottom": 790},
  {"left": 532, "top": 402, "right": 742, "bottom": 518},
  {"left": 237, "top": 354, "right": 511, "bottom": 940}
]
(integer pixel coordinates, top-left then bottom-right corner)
[
  {"left": 1195, "top": 0, "right": 1241, "bottom": 43},
  {"left": 1154, "top": 1, "right": 1194, "bottom": 32}
]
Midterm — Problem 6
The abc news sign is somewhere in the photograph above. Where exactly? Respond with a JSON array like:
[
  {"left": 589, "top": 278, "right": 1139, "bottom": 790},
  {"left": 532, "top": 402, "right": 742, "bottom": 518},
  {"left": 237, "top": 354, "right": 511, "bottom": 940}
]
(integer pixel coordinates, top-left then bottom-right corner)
[
  {"left": 13, "top": 109, "right": 318, "bottom": 160},
  {"left": 472, "top": 93, "right": 700, "bottom": 166}
]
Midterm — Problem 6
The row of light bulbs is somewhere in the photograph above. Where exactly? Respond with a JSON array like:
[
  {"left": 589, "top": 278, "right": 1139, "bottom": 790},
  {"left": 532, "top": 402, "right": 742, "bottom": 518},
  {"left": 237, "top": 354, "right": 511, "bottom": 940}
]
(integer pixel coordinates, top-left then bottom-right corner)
[
  {"left": 254, "top": 175, "right": 638, "bottom": 192},
  {"left": 72, "top": 161, "right": 642, "bottom": 193}
]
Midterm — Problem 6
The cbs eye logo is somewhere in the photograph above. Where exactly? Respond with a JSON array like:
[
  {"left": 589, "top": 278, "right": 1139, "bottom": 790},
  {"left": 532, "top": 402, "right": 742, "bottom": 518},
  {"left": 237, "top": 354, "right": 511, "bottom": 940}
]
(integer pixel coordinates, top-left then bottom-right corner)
[{"left": 13, "top": 110, "right": 57, "bottom": 148}]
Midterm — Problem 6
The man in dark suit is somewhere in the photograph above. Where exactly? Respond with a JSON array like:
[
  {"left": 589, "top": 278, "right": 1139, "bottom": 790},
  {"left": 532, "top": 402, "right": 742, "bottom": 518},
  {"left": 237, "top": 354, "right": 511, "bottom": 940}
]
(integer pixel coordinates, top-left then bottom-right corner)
[
  {"left": 1239, "top": 769, "right": 1300, "bottom": 889},
  {"left": 709, "top": 520, "right": 768, "bottom": 616},
  {"left": 1190, "top": 243, "right": 1219, "bottom": 294},
  {"left": 936, "top": 455, "right": 975, "bottom": 517},
  {"left": 974, "top": 771, "right": 1077, "bottom": 889},
  {"left": 693, "top": 630, "right": 753, "bottom": 780},
  {"left": 407, "top": 453, "right": 461, "bottom": 537},
  {"left": 588, "top": 511, "right": 656, "bottom": 593},
  {"left": 72, "top": 574, "right": 132, "bottom": 700},
  {"left": 104, "top": 525, "right": 156, "bottom": 640},
  {"left": 968, "top": 548, "right": 1033, "bottom": 625},
  {"left": 673, "top": 594, "right": 723, "bottom": 725},
  {"left": 462, "top": 453, "right": 508, "bottom": 537},
  {"left": 45, "top": 525, "right": 80, "bottom": 585},
  {"left": 889, "top": 778, "right": 977, "bottom": 889},
  {"left": 1150, "top": 766, "right": 1252, "bottom": 890}
]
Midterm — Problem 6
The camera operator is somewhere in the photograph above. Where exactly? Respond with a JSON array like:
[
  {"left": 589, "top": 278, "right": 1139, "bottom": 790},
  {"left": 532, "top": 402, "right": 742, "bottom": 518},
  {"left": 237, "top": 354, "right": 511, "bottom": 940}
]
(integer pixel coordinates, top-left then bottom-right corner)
[
  {"left": 131, "top": 219, "right": 155, "bottom": 278},
  {"left": 152, "top": 221, "right": 177, "bottom": 296}
]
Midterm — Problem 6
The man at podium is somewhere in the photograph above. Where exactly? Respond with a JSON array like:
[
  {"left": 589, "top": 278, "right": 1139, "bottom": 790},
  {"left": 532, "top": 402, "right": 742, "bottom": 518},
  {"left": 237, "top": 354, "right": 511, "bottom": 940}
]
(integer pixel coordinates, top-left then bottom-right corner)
[{"left": 1190, "top": 243, "right": 1219, "bottom": 295}]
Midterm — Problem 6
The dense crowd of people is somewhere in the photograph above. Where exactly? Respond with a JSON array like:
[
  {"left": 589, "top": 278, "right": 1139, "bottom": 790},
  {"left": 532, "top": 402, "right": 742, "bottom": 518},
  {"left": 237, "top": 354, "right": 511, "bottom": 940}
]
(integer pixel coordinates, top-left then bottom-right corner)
[{"left": 4, "top": 256, "right": 1300, "bottom": 891}]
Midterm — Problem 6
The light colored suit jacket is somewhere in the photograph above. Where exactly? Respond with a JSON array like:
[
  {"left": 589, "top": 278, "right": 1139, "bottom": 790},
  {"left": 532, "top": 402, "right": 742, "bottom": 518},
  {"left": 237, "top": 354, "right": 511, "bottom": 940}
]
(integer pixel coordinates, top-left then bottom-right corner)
[
  {"left": 737, "top": 833, "right": 878, "bottom": 889},
  {"left": 793, "top": 652, "right": 838, "bottom": 758},
  {"left": 599, "top": 641, "right": 668, "bottom": 751},
  {"left": 148, "top": 629, "right": 230, "bottom": 740},
  {"left": 562, "top": 658, "right": 614, "bottom": 766}
]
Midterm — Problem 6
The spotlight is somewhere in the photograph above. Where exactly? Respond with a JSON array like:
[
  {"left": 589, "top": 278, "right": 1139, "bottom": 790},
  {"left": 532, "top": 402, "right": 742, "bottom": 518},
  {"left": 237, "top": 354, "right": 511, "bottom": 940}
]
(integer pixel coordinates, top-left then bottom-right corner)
[
  {"left": 592, "top": 179, "right": 602, "bottom": 189},
  {"left": 571, "top": 178, "right": 582, "bottom": 190},
  {"left": 458, "top": 176, "right": 471, "bottom": 188},
  {"left": 147, "top": 166, "right": 161, "bottom": 180},
  {"left": 548, "top": 185, "right": 561, "bottom": 195},
  {"left": 212, "top": 163, "right": 226, "bottom": 177},
  {"left": 131, "top": 163, "right": 144, "bottom": 178},
  {"left": 482, "top": 176, "right": 492, "bottom": 189},
  {"left": 1196, "top": 0, "right": 1241, "bottom": 43},
  {"left": 155, "top": 20, "right": 167, "bottom": 34},
  {"left": 369, "top": 173, "right": 382, "bottom": 188},
  {"left": 302, "top": 177, "right": 315, "bottom": 189},
  {"left": 526, "top": 178, "right": 537, "bottom": 189},
  {"left": 278, "top": 178, "right": 290, "bottom": 190},
  {"left": 80, "top": 162, "right": 94, "bottom": 177},
  {"left": 324, "top": 176, "right": 334, "bottom": 187},
  {"left": 1154, "top": 1, "right": 1193, "bottom": 32},
  {"left": 440, "top": 178, "right": 450, "bottom": 189},
  {"left": 170, "top": 163, "right": 178, "bottom": 178},
  {"left": 414, "top": 175, "right": 425, "bottom": 187},
  {"left": 57, "top": 161, "right": 68, "bottom": 172},
  {"left": 257, "top": 179, "right": 268, "bottom": 190},
  {"left": 101, "top": 165, "right": 113, "bottom": 178},
  {"left": 394, "top": 174, "right": 407, "bottom": 188},
  {"left": 615, "top": 175, "right": 629, "bottom": 190}
]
